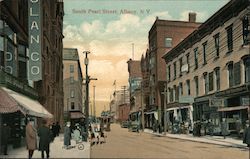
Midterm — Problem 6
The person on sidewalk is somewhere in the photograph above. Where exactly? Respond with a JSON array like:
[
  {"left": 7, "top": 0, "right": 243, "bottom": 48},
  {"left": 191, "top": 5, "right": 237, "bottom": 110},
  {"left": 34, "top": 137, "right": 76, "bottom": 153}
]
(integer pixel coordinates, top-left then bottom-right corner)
[
  {"left": 38, "top": 119, "right": 53, "bottom": 159},
  {"left": 243, "top": 120, "right": 250, "bottom": 147},
  {"left": 2, "top": 123, "right": 11, "bottom": 155},
  {"left": 26, "top": 119, "right": 37, "bottom": 159},
  {"left": 64, "top": 122, "right": 71, "bottom": 149},
  {"left": 221, "top": 118, "right": 227, "bottom": 139},
  {"left": 235, "top": 117, "right": 242, "bottom": 138},
  {"left": 55, "top": 122, "right": 61, "bottom": 137}
]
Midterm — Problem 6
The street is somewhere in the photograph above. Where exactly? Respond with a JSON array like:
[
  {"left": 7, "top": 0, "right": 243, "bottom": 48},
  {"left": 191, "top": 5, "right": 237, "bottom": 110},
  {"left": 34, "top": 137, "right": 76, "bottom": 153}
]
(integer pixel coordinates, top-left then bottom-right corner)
[{"left": 91, "top": 124, "right": 249, "bottom": 159}]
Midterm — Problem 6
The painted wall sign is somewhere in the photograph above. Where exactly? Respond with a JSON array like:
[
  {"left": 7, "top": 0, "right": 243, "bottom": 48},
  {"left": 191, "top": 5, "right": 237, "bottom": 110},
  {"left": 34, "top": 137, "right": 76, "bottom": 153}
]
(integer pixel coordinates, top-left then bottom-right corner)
[{"left": 28, "top": 0, "right": 42, "bottom": 81}]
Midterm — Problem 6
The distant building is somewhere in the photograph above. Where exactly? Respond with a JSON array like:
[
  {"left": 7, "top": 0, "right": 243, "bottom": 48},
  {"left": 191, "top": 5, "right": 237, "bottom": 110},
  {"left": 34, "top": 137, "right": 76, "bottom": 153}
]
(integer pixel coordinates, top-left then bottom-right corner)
[
  {"left": 63, "top": 48, "right": 84, "bottom": 120},
  {"left": 142, "top": 13, "right": 201, "bottom": 129},
  {"left": 118, "top": 103, "right": 130, "bottom": 122},
  {"left": 163, "top": 0, "right": 250, "bottom": 134}
]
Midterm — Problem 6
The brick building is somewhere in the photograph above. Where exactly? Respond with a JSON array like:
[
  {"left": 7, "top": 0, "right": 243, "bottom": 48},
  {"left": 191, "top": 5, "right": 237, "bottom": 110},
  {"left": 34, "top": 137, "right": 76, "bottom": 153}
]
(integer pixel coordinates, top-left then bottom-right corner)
[
  {"left": 118, "top": 103, "right": 130, "bottom": 122},
  {"left": 142, "top": 14, "right": 200, "bottom": 129},
  {"left": 163, "top": 0, "right": 250, "bottom": 135},
  {"left": 63, "top": 48, "right": 84, "bottom": 121}
]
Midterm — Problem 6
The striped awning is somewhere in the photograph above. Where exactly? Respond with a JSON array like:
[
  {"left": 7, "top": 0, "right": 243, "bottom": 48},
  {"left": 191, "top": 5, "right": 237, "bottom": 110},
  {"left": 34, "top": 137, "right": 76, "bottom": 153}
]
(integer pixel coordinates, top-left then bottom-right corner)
[{"left": 0, "top": 88, "right": 21, "bottom": 114}]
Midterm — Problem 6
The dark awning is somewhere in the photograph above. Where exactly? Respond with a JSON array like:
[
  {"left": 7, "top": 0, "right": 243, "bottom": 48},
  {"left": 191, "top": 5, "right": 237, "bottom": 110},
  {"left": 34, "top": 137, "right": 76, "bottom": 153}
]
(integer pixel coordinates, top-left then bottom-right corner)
[{"left": 218, "top": 106, "right": 248, "bottom": 112}]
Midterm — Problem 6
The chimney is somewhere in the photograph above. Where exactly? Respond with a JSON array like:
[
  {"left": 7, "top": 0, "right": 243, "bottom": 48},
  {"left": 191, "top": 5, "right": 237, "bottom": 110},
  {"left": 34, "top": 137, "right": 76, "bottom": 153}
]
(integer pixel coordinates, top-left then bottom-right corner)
[{"left": 189, "top": 12, "right": 196, "bottom": 23}]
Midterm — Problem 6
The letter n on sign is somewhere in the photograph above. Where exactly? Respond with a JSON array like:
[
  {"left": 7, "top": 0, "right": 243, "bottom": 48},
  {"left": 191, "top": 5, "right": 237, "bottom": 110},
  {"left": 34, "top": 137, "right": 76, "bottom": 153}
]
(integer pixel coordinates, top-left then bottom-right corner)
[{"left": 28, "top": 0, "right": 42, "bottom": 81}]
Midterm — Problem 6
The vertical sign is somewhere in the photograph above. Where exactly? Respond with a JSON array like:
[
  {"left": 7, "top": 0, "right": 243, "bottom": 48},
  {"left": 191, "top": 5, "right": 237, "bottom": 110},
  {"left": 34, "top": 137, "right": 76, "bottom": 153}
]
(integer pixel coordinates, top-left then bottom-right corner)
[{"left": 28, "top": 0, "right": 42, "bottom": 81}]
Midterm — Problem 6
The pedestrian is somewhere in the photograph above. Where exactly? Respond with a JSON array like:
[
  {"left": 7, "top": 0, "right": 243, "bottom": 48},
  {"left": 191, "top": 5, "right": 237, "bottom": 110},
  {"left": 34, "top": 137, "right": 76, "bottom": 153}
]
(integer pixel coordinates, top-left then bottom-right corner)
[
  {"left": 25, "top": 118, "right": 37, "bottom": 159},
  {"left": 221, "top": 118, "right": 227, "bottom": 139},
  {"left": 235, "top": 117, "right": 241, "bottom": 138},
  {"left": 2, "top": 123, "right": 11, "bottom": 155},
  {"left": 243, "top": 120, "right": 250, "bottom": 147},
  {"left": 55, "top": 122, "right": 61, "bottom": 136},
  {"left": 64, "top": 122, "right": 71, "bottom": 149},
  {"left": 51, "top": 123, "right": 56, "bottom": 139},
  {"left": 38, "top": 119, "right": 53, "bottom": 159}
]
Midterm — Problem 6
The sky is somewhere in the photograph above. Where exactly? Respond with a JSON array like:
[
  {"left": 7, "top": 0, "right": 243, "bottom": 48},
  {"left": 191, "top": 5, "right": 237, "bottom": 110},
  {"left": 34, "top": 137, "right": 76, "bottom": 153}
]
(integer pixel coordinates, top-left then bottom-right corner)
[{"left": 63, "top": 0, "right": 229, "bottom": 116}]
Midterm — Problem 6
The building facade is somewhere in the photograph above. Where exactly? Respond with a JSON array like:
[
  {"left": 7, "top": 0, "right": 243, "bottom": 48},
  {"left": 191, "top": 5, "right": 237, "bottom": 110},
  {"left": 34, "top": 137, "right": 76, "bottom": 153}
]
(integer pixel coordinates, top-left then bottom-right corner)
[
  {"left": 0, "top": 0, "right": 55, "bottom": 150},
  {"left": 63, "top": 48, "right": 84, "bottom": 120},
  {"left": 142, "top": 14, "right": 200, "bottom": 129},
  {"left": 118, "top": 103, "right": 130, "bottom": 122},
  {"left": 163, "top": 0, "right": 250, "bottom": 135}
]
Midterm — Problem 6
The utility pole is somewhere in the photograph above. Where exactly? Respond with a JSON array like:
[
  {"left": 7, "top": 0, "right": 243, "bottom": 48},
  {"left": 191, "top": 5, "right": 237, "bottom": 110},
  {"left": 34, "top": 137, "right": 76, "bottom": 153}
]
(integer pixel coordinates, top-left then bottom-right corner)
[
  {"left": 83, "top": 51, "right": 97, "bottom": 139},
  {"left": 161, "top": 83, "right": 168, "bottom": 135},
  {"left": 93, "top": 85, "right": 96, "bottom": 119}
]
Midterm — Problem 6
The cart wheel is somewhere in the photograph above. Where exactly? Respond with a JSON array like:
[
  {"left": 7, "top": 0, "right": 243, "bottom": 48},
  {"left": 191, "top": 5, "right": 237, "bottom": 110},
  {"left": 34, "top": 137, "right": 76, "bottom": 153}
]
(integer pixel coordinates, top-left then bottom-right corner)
[{"left": 78, "top": 144, "right": 84, "bottom": 150}]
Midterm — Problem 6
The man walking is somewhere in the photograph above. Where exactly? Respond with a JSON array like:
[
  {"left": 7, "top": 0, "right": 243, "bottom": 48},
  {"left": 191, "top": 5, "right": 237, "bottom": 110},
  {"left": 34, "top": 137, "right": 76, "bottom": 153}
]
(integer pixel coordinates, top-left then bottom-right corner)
[
  {"left": 2, "top": 123, "right": 11, "bottom": 155},
  {"left": 26, "top": 119, "right": 37, "bottom": 159},
  {"left": 38, "top": 119, "right": 53, "bottom": 159},
  {"left": 243, "top": 120, "right": 250, "bottom": 147}
]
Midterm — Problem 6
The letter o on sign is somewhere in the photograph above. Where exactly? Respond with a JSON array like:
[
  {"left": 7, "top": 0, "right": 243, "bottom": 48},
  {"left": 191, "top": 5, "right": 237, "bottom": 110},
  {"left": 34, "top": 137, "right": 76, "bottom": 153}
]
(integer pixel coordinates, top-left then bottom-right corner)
[{"left": 31, "top": 66, "right": 40, "bottom": 75}]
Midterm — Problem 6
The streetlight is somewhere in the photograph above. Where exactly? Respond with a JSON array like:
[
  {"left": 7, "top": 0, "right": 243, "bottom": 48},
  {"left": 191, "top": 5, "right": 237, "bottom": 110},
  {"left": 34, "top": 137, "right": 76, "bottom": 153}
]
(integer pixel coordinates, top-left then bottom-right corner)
[{"left": 83, "top": 51, "right": 97, "bottom": 139}]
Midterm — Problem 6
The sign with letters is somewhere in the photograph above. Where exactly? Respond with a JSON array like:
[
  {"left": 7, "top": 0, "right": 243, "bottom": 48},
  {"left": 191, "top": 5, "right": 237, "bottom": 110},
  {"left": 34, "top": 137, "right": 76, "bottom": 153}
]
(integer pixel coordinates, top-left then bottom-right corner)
[{"left": 28, "top": 0, "right": 42, "bottom": 81}]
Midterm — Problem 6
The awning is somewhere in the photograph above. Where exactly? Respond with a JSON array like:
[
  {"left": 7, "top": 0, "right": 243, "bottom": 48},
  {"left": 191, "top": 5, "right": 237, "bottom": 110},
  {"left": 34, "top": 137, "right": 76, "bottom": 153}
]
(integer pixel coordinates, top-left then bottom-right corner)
[
  {"left": 1, "top": 87, "right": 53, "bottom": 118},
  {"left": 144, "top": 111, "right": 156, "bottom": 115},
  {"left": 166, "top": 105, "right": 192, "bottom": 111},
  {"left": 0, "top": 88, "right": 21, "bottom": 114},
  {"left": 70, "top": 111, "right": 85, "bottom": 119},
  {"left": 218, "top": 106, "right": 249, "bottom": 112}
]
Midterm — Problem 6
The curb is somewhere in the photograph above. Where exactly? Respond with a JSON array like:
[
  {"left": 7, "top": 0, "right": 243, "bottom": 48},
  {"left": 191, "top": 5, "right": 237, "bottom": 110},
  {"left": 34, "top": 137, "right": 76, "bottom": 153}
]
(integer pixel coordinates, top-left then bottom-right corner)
[{"left": 143, "top": 131, "right": 248, "bottom": 150}]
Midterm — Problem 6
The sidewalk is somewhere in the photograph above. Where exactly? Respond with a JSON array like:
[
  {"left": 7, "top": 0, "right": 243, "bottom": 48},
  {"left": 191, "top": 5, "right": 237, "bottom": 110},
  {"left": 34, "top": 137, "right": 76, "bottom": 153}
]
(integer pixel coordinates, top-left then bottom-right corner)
[
  {"left": 144, "top": 129, "right": 248, "bottom": 149},
  {"left": 0, "top": 134, "right": 90, "bottom": 158}
]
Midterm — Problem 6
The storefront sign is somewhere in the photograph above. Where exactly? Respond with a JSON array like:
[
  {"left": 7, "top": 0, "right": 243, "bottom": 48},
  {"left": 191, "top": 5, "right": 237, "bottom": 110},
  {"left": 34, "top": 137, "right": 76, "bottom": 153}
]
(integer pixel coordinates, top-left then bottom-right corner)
[
  {"left": 209, "top": 98, "right": 224, "bottom": 107},
  {"left": 179, "top": 96, "right": 194, "bottom": 104},
  {"left": 28, "top": 0, "right": 42, "bottom": 81}
]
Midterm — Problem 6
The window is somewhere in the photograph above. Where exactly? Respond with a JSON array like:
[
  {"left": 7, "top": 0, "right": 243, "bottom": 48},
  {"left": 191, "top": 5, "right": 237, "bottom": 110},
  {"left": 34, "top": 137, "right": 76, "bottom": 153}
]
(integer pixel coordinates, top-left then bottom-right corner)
[
  {"left": 244, "top": 58, "right": 250, "bottom": 83},
  {"left": 186, "top": 53, "right": 190, "bottom": 73},
  {"left": 202, "top": 42, "right": 207, "bottom": 64},
  {"left": 194, "top": 76, "right": 199, "bottom": 97},
  {"left": 174, "top": 62, "right": 177, "bottom": 79},
  {"left": 168, "top": 65, "right": 171, "bottom": 81},
  {"left": 186, "top": 80, "right": 191, "bottom": 95},
  {"left": 215, "top": 68, "right": 220, "bottom": 91},
  {"left": 70, "top": 76, "right": 74, "bottom": 83},
  {"left": 179, "top": 57, "right": 183, "bottom": 77},
  {"left": 226, "top": 25, "right": 233, "bottom": 52},
  {"left": 228, "top": 63, "right": 234, "bottom": 87},
  {"left": 70, "top": 65, "right": 74, "bottom": 73},
  {"left": 234, "top": 62, "right": 241, "bottom": 85},
  {"left": 165, "top": 37, "right": 172, "bottom": 48},
  {"left": 18, "top": 45, "right": 27, "bottom": 80},
  {"left": 204, "top": 73, "right": 208, "bottom": 95},
  {"left": 179, "top": 82, "right": 183, "bottom": 96},
  {"left": 70, "top": 90, "right": 75, "bottom": 98},
  {"left": 173, "top": 85, "right": 176, "bottom": 101},
  {"left": 209, "top": 72, "right": 214, "bottom": 91},
  {"left": 243, "top": 16, "right": 249, "bottom": 45},
  {"left": 0, "top": 36, "right": 4, "bottom": 67},
  {"left": 214, "top": 33, "right": 220, "bottom": 57},
  {"left": 71, "top": 102, "right": 75, "bottom": 110},
  {"left": 194, "top": 48, "right": 198, "bottom": 69}
]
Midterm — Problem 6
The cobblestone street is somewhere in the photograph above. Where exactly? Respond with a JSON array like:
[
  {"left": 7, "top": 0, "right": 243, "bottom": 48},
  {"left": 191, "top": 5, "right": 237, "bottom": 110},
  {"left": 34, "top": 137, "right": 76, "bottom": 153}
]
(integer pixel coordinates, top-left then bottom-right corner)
[{"left": 91, "top": 124, "right": 249, "bottom": 159}]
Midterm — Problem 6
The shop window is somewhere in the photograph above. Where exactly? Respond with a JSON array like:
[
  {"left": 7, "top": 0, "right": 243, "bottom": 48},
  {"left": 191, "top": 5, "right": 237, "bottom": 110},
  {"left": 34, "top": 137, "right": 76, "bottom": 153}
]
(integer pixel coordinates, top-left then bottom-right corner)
[
  {"left": 244, "top": 58, "right": 250, "bottom": 83},
  {"left": 165, "top": 37, "right": 172, "bottom": 48},
  {"left": 214, "top": 33, "right": 220, "bottom": 57},
  {"left": 226, "top": 24, "right": 233, "bottom": 52},
  {"left": 71, "top": 102, "right": 75, "bottom": 110},
  {"left": 215, "top": 68, "right": 220, "bottom": 91},
  {"left": 204, "top": 73, "right": 208, "bottom": 95},
  {"left": 194, "top": 48, "right": 198, "bottom": 69},
  {"left": 209, "top": 72, "right": 214, "bottom": 91},
  {"left": 228, "top": 63, "right": 234, "bottom": 87},
  {"left": 202, "top": 41, "right": 207, "bottom": 64},
  {"left": 174, "top": 62, "right": 177, "bottom": 79},
  {"left": 179, "top": 57, "right": 183, "bottom": 77},
  {"left": 194, "top": 76, "right": 199, "bottom": 97},
  {"left": 70, "top": 65, "right": 74, "bottom": 73},
  {"left": 234, "top": 62, "right": 241, "bottom": 85},
  {"left": 243, "top": 16, "right": 249, "bottom": 45},
  {"left": 186, "top": 80, "right": 191, "bottom": 95}
]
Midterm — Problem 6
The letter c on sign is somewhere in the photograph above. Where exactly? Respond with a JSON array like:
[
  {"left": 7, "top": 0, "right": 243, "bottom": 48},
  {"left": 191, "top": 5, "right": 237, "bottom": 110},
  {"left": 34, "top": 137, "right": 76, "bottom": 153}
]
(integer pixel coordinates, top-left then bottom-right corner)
[
  {"left": 31, "top": 66, "right": 40, "bottom": 75},
  {"left": 31, "top": 52, "right": 39, "bottom": 61}
]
